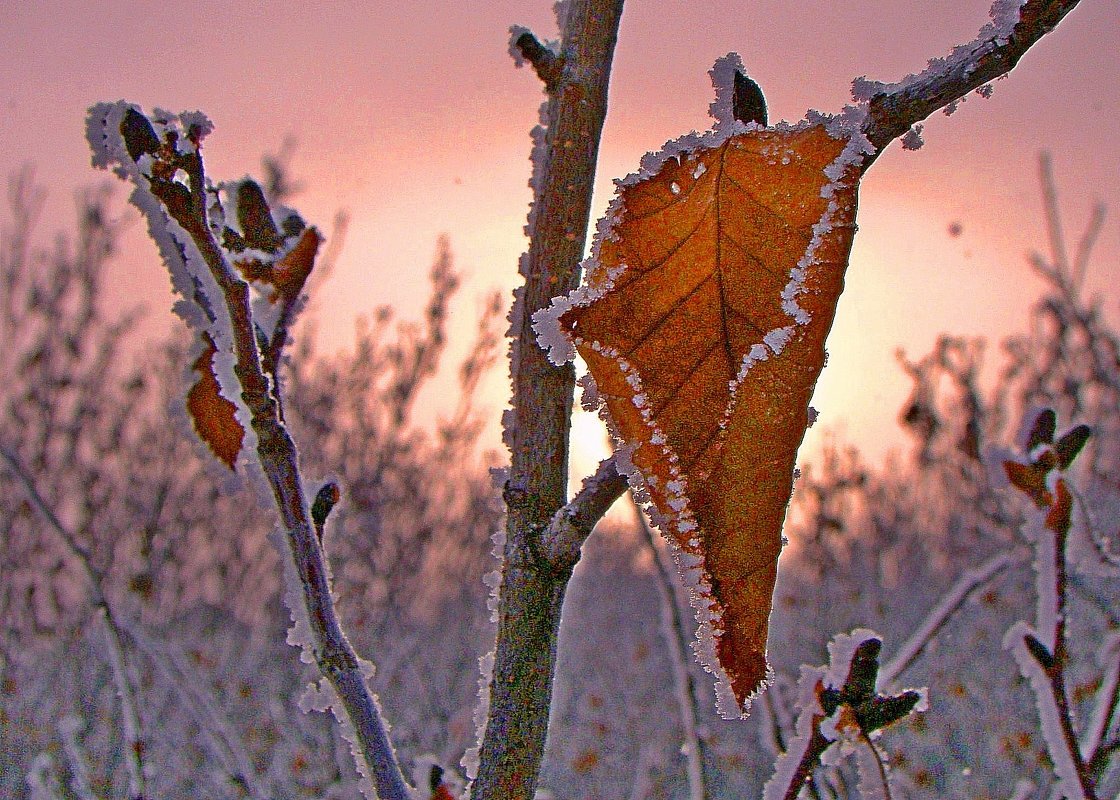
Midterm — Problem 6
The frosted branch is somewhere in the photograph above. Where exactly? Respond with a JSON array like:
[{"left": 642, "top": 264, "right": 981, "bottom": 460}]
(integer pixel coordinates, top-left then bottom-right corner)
[
  {"left": 880, "top": 549, "right": 1020, "bottom": 685},
  {"left": 540, "top": 455, "right": 629, "bottom": 567},
  {"left": 474, "top": 1, "right": 625, "bottom": 797},
  {"left": 861, "top": 0, "right": 1082, "bottom": 155},
  {"left": 0, "top": 442, "right": 148, "bottom": 800},
  {"left": 86, "top": 104, "right": 410, "bottom": 800}
]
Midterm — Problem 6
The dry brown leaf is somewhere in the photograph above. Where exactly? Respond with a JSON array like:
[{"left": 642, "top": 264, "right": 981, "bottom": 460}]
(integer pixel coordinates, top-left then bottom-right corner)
[
  {"left": 553, "top": 121, "right": 865, "bottom": 713},
  {"left": 186, "top": 333, "right": 245, "bottom": 471}
]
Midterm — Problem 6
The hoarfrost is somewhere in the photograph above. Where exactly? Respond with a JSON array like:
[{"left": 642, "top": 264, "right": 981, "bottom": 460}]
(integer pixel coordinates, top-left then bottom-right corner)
[
  {"left": 900, "top": 124, "right": 924, "bottom": 151},
  {"left": 577, "top": 372, "right": 600, "bottom": 411},
  {"left": 464, "top": 526, "right": 507, "bottom": 782},
  {"left": 764, "top": 325, "right": 794, "bottom": 355},
  {"left": 708, "top": 52, "right": 754, "bottom": 134},
  {"left": 823, "top": 628, "right": 882, "bottom": 689},
  {"left": 462, "top": 650, "right": 496, "bottom": 782}
]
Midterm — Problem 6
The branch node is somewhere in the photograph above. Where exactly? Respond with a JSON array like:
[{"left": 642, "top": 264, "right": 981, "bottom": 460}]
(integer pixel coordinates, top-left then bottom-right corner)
[{"left": 511, "top": 29, "right": 565, "bottom": 92}]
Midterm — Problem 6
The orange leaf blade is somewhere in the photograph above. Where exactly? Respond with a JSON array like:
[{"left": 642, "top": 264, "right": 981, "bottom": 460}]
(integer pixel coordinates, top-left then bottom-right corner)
[
  {"left": 551, "top": 121, "right": 866, "bottom": 715},
  {"left": 186, "top": 334, "right": 245, "bottom": 470}
]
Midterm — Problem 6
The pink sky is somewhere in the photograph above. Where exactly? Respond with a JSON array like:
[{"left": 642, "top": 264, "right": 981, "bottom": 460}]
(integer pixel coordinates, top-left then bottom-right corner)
[{"left": 2, "top": 0, "right": 1117, "bottom": 480}]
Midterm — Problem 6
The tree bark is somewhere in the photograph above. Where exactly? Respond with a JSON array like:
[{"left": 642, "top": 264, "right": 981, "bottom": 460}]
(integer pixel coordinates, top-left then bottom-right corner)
[{"left": 471, "top": 2, "right": 626, "bottom": 798}]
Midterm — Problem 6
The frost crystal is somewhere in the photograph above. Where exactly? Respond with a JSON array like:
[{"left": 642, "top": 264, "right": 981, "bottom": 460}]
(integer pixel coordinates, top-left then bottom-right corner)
[
  {"left": 900, "top": 124, "right": 924, "bottom": 151},
  {"left": 708, "top": 53, "right": 752, "bottom": 133}
]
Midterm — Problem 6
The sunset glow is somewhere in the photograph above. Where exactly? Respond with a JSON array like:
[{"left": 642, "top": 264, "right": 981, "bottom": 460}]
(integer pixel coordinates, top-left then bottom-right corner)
[{"left": 2, "top": 0, "right": 1116, "bottom": 479}]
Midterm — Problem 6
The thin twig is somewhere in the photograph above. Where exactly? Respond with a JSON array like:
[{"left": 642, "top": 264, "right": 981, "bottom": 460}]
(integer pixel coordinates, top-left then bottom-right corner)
[
  {"left": 879, "top": 550, "right": 1019, "bottom": 685},
  {"left": 634, "top": 495, "right": 712, "bottom": 800},
  {"left": 1, "top": 443, "right": 148, "bottom": 800}
]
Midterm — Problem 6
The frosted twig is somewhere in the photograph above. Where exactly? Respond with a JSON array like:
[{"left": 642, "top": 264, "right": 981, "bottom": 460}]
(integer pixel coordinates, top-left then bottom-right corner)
[
  {"left": 1001, "top": 423, "right": 1098, "bottom": 798},
  {"left": 635, "top": 495, "right": 712, "bottom": 800},
  {"left": 86, "top": 105, "right": 410, "bottom": 800},
  {"left": 1007, "top": 626, "right": 1095, "bottom": 800},
  {"left": 1082, "top": 635, "right": 1120, "bottom": 766},
  {"left": 474, "top": 2, "right": 624, "bottom": 798},
  {"left": 128, "top": 630, "right": 267, "bottom": 800},
  {"left": 540, "top": 455, "right": 629, "bottom": 567},
  {"left": 761, "top": 683, "right": 790, "bottom": 758},
  {"left": 861, "top": 0, "right": 1083, "bottom": 156},
  {"left": 880, "top": 549, "right": 1020, "bottom": 685},
  {"left": 1, "top": 442, "right": 148, "bottom": 800}
]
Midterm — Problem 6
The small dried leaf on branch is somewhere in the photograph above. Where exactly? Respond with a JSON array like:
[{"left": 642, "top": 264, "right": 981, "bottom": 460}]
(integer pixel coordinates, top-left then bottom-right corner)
[{"left": 86, "top": 102, "right": 323, "bottom": 470}]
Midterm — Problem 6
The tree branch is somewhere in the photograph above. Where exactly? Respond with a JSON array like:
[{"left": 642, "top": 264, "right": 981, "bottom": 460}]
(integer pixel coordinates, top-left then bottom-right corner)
[
  {"left": 86, "top": 104, "right": 410, "bottom": 800},
  {"left": 473, "top": 2, "right": 625, "bottom": 798},
  {"left": 861, "top": 0, "right": 1082, "bottom": 155},
  {"left": 635, "top": 496, "right": 714, "bottom": 800},
  {"left": 540, "top": 456, "right": 629, "bottom": 568}
]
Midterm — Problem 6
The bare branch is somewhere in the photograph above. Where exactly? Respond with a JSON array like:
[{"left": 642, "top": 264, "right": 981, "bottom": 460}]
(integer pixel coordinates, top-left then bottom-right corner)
[{"left": 862, "top": 0, "right": 1082, "bottom": 155}]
